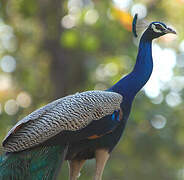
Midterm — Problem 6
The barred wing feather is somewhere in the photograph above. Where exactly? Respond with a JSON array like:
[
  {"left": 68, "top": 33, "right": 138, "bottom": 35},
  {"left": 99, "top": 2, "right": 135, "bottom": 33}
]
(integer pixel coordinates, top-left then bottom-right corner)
[{"left": 2, "top": 91, "right": 122, "bottom": 152}]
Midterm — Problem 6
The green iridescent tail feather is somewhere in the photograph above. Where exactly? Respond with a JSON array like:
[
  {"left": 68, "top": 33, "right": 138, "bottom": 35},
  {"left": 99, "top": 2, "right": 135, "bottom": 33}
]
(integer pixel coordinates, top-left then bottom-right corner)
[{"left": 0, "top": 145, "right": 68, "bottom": 180}]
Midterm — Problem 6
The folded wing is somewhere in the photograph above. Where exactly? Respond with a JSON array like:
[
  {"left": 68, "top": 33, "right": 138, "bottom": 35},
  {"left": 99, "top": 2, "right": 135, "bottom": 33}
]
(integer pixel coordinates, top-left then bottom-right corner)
[{"left": 3, "top": 90, "right": 122, "bottom": 152}]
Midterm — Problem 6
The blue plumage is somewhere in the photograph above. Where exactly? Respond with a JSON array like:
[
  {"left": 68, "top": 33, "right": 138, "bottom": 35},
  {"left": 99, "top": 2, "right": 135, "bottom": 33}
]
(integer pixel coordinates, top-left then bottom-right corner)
[
  {"left": 66, "top": 18, "right": 176, "bottom": 180},
  {"left": 0, "top": 16, "right": 176, "bottom": 180},
  {"left": 109, "top": 39, "right": 153, "bottom": 102},
  {"left": 111, "top": 110, "right": 120, "bottom": 122}
]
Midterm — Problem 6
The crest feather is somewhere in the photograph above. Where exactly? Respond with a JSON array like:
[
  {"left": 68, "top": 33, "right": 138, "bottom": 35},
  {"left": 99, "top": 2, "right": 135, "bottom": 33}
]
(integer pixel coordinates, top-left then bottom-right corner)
[{"left": 132, "top": 14, "right": 149, "bottom": 38}]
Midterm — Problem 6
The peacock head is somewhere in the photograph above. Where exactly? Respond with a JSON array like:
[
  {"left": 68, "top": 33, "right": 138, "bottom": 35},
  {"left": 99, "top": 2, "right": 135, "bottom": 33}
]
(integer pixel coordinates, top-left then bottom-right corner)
[
  {"left": 132, "top": 14, "right": 176, "bottom": 40},
  {"left": 144, "top": 22, "right": 176, "bottom": 40}
]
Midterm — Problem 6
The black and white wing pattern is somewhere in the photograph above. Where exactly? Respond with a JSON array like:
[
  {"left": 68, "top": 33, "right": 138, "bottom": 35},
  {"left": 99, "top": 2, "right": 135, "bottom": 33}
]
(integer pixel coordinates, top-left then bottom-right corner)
[{"left": 2, "top": 90, "right": 122, "bottom": 152}]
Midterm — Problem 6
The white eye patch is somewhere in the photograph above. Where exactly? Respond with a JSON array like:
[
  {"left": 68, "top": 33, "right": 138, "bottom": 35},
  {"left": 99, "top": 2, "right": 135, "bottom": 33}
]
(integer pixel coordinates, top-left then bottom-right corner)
[{"left": 151, "top": 23, "right": 167, "bottom": 33}]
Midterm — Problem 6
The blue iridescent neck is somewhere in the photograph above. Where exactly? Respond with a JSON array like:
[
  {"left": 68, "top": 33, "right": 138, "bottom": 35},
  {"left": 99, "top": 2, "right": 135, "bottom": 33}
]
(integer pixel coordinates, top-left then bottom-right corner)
[{"left": 109, "top": 33, "right": 153, "bottom": 103}]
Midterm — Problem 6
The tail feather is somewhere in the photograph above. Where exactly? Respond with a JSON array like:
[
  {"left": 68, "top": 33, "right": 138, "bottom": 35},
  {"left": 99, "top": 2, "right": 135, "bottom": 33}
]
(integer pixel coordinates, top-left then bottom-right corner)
[{"left": 0, "top": 145, "right": 68, "bottom": 180}]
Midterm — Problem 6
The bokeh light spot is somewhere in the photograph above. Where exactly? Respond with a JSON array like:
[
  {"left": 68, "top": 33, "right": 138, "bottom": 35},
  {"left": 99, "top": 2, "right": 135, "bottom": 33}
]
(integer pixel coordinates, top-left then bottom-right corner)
[
  {"left": 2, "top": 34, "right": 17, "bottom": 52},
  {"left": 16, "top": 91, "right": 32, "bottom": 108},
  {"left": 68, "top": 0, "right": 83, "bottom": 10},
  {"left": 0, "top": 23, "right": 17, "bottom": 52},
  {"left": 0, "top": 74, "right": 12, "bottom": 91},
  {"left": 0, "top": 55, "right": 16, "bottom": 73},
  {"left": 61, "top": 31, "right": 79, "bottom": 48},
  {"left": 151, "top": 115, "right": 167, "bottom": 129},
  {"left": 131, "top": 3, "right": 147, "bottom": 19},
  {"left": 166, "top": 92, "right": 182, "bottom": 107},
  {"left": 4, "top": 99, "right": 19, "bottom": 115},
  {"left": 61, "top": 15, "right": 76, "bottom": 29},
  {"left": 151, "top": 93, "right": 164, "bottom": 104},
  {"left": 84, "top": 9, "right": 99, "bottom": 25},
  {"left": 113, "top": 0, "right": 132, "bottom": 11},
  {"left": 169, "top": 76, "right": 184, "bottom": 93},
  {"left": 104, "top": 63, "right": 118, "bottom": 77},
  {"left": 95, "top": 64, "right": 106, "bottom": 81}
]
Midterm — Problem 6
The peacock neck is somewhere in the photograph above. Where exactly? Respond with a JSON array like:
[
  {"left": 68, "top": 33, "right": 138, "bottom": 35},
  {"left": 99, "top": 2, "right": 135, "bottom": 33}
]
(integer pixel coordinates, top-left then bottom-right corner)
[{"left": 109, "top": 35, "right": 153, "bottom": 104}]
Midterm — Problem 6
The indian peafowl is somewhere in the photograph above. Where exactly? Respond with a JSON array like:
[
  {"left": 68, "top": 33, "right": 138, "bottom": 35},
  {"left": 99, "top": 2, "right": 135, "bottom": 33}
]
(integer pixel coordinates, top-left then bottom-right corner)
[{"left": 0, "top": 15, "right": 176, "bottom": 180}]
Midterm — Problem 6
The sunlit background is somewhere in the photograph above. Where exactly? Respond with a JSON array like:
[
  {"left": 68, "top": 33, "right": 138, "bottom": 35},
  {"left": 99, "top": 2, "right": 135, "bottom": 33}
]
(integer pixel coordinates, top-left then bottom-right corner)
[{"left": 0, "top": 0, "right": 184, "bottom": 179}]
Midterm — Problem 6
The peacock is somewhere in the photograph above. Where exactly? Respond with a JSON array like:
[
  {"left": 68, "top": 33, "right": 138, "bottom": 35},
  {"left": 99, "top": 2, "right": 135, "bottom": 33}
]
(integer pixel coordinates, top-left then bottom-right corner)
[{"left": 0, "top": 15, "right": 176, "bottom": 180}]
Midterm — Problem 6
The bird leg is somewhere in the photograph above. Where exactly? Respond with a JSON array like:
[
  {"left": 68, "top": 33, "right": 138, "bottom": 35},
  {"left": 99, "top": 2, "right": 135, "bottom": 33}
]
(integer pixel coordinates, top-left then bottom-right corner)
[
  {"left": 94, "top": 149, "right": 110, "bottom": 180},
  {"left": 68, "top": 159, "right": 86, "bottom": 180}
]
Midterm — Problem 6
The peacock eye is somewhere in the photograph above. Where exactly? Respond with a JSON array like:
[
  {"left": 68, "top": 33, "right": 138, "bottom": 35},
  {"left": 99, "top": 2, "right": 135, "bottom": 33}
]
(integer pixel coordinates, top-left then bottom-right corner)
[{"left": 155, "top": 24, "right": 164, "bottom": 31}]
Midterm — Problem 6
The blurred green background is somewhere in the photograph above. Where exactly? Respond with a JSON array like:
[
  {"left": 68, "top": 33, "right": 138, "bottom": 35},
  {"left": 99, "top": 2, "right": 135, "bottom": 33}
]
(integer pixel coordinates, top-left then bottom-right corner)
[{"left": 0, "top": 0, "right": 184, "bottom": 179}]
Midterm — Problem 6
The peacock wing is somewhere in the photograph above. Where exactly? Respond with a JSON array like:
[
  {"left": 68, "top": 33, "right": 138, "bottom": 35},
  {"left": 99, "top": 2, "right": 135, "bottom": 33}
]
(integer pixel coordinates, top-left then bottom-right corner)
[{"left": 2, "top": 90, "right": 122, "bottom": 152}]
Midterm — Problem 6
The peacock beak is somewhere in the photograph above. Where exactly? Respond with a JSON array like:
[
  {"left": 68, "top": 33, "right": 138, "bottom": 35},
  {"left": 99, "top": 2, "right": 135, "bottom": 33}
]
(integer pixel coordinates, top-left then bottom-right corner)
[{"left": 164, "top": 27, "right": 177, "bottom": 34}]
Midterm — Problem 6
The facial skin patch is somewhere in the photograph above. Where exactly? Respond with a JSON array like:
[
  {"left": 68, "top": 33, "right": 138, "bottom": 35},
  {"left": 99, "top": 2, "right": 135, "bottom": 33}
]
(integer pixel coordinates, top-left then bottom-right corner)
[{"left": 151, "top": 23, "right": 167, "bottom": 33}]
